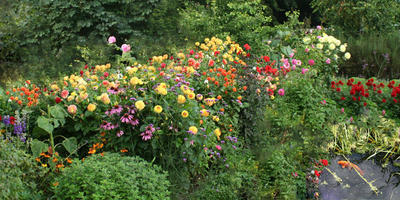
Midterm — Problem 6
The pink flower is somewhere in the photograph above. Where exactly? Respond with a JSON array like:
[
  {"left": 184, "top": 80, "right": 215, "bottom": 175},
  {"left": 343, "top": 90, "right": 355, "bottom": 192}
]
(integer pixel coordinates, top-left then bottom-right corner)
[
  {"left": 116, "top": 130, "right": 124, "bottom": 137},
  {"left": 278, "top": 88, "right": 285, "bottom": 96},
  {"left": 61, "top": 90, "right": 69, "bottom": 99},
  {"left": 108, "top": 36, "right": 116, "bottom": 44},
  {"left": 121, "top": 44, "right": 131, "bottom": 53},
  {"left": 382, "top": 110, "right": 386, "bottom": 116},
  {"left": 289, "top": 53, "right": 294, "bottom": 58},
  {"left": 326, "top": 58, "right": 331, "bottom": 64},
  {"left": 321, "top": 100, "right": 326, "bottom": 105},
  {"left": 301, "top": 68, "right": 309, "bottom": 74},
  {"left": 317, "top": 25, "right": 322, "bottom": 30},
  {"left": 215, "top": 145, "right": 222, "bottom": 151},
  {"left": 305, "top": 48, "right": 309, "bottom": 53},
  {"left": 308, "top": 59, "right": 315, "bottom": 66},
  {"left": 341, "top": 108, "right": 345, "bottom": 113},
  {"left": 67, "top": 105, "right": 77, "bottom": 115}
]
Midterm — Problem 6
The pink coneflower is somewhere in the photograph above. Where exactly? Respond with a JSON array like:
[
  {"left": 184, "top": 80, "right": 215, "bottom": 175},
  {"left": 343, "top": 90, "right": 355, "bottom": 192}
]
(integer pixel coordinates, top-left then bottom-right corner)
[
  {"left": 120, "top": 113, "right": 133, "bottom": 123},
  {"left": 130, "top": 118, "right": 139, "bottom": 126},
  {"left": 116, "top": 130, "right": 124, "bottom": 137},
  {"left": 140, "top": 124, "right": 156, "bottom": 141},
  {"left": 109, "top": 105, "right": 123, "bottom": 115}
]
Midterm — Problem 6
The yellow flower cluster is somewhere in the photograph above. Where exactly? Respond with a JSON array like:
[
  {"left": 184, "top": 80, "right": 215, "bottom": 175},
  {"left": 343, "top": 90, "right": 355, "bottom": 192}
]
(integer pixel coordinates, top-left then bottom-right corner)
[
  {"left": 180, "top": 85, "right": 195, "bottom": 100},
  {"left": 95, "top": 63, "right": 111, "bottom": 72},
  {"left": 130, "top": 77, "right": 143, "bottom": 86},
  {"left": 155, "top": 83, "right": 168, "bottom": 95},
  {"left": 204, "top": 98, "right": 218, "bottom": 106}
]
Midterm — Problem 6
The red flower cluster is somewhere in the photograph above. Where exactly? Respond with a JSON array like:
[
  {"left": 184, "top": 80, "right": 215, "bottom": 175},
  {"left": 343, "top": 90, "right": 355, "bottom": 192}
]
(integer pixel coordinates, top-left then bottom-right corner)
[{"left": 331, "top": 78, "right": 400, "bottom": 111}]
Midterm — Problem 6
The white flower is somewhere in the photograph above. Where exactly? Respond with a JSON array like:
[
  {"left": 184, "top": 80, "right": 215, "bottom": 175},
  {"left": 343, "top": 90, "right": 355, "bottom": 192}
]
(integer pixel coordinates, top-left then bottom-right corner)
[
  {"left": 340, "top": 45, "right": 346, "bottom": 52},
  {"left": 329, "top": 43, "right": 336, "bottom": 50},
  {"left": 303, "top": 37, "right": 311, "bottom": 44},
  {"left": 317, "top": 43, "right": 324, "bottom": 49},
  {"left": 344, "top": 52, "right": 351, "bottom": 60},
  {"left": 204, "top": 80, "right": 209, "bottom": 84},
  {"left": 334, "top": 39, "right": 341, "bottom": 46}
]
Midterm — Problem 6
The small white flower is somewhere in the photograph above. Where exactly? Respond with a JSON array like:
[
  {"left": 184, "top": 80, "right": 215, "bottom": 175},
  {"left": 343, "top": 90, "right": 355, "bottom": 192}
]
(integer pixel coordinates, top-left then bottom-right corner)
[
  {"left": 340, "top": 45, "right": 346, "bottom": 52},
  {"left": 344, "top": 52, "right": 351, "bottom": 60}
]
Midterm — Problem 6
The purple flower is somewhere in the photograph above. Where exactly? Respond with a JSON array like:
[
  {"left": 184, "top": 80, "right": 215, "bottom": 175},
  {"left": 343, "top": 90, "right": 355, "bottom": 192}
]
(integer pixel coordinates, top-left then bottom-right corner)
[{"left": 2, "top": 115, "right": 10, "bottom": 126}]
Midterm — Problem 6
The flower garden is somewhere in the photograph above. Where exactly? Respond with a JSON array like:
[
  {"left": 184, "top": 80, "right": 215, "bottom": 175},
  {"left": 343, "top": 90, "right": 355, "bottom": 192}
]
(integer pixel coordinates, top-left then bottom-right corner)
[{"left": 1, "top": 1, "right": 400, "bottom": 199}]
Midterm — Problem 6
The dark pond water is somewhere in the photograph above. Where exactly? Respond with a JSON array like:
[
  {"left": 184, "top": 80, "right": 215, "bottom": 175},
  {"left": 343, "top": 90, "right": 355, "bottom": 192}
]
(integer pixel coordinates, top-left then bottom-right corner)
[{"left": 319, "top": 155, "right": 400, "bottom": 200}]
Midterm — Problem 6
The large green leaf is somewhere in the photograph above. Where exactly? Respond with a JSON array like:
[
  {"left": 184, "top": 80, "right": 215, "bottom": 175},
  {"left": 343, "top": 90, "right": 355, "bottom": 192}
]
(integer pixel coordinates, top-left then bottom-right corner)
[
  {"left": 31, "top": 139, "right": 48, "bottom": 157},
  {"left": 32, "top": 126, "right": 47, "bottom": 138},
  {"left": 37, "top": 116, "right": 54, "bottom": 134},
  {"left": 49, "top": 105, "right": 66, "bottom": 125},
  {"left": 62, "top": 137, "right": 77, "bottom": 155}
]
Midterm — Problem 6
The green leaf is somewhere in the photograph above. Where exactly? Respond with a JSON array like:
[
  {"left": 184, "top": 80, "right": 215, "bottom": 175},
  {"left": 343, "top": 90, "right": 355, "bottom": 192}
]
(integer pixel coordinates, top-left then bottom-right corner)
[
  {"left": 37, "top": 116, "right": 54, "bottom": 134},
  {"left": 31, "top": 139, "right": 48, "bottom": 157},
  {"left": 50, "top": 105, "right": 66, "bottom": 125},
  {"left": 62, "top": 137, "right": 77, "bottom": 155},
  {"left": 32, "top": 126, "right": 47, "bottom": 138}
]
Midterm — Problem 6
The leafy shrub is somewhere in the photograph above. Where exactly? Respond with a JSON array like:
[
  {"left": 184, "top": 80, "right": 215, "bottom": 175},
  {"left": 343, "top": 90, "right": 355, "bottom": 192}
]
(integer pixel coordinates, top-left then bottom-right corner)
[
  {"left": 193, "top": 149, "right": 260, "bottom": 199},
  {"left": 311, "top": 0, "right": 400, "bottom": 36},
  {"left": 255, "top": 145, "right": 307, "bottom": 199},
  {"left": 0, "top": 138, "right": 45, "bottom": 199},
  {"left": 52, "top": 153, "right": 170, "bottom": 200},
  {"left": 180, "top": 0, "right": 273, "bottom": 52}
]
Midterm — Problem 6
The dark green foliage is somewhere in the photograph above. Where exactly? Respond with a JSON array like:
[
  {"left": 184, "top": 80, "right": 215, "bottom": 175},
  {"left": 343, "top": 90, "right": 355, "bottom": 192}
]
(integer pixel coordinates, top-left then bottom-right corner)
[
  {"left": 254, "top": 144, "right": 307, "bottom": 199},
  {"left": 52, "top": 153, "right": 171, "bottom": 200},
  {"left": 180, "top": 0, "right": 273, "bottom": 52},
  {"left": 311, "top": 0, "right": 400, "bottom": 36},
  {"left": 192, "top": 149, "right": 261, "bottom": 199},
  {"left": 24, "top": 0, "right": 159, "bottom": 47},
  {"left": 263, "top": 0, "right": 320, "bottom": 26},
  {"left": 339, "top": 32, "right": 400, "bottom": 79},
  {"left": 0, "top": 139, "right": 46, "bottom": 199}
]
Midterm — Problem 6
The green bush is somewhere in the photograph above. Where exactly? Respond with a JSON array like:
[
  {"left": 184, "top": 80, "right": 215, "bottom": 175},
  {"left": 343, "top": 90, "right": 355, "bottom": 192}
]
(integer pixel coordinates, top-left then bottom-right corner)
[
  {"left": 0, "top": 138, "right": 45, "bottom": 199},
  {"left": 311, "top": 0, "right": 400, "bottom": 36},
  {"left": 52, "top": 153, "right": 170, "bottom": 200},
  {"left": 192, "top": 149, "right": 260, "bottom": 200},
  {"left": 180, "top": 0, "right": 273, "bottom": 52}
]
